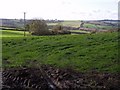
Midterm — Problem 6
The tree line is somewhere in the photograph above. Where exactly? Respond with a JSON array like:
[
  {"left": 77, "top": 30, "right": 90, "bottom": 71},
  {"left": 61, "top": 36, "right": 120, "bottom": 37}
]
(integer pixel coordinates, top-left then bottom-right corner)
[{"left": 26, "top": 19, "right": 71, "bottom": 36}]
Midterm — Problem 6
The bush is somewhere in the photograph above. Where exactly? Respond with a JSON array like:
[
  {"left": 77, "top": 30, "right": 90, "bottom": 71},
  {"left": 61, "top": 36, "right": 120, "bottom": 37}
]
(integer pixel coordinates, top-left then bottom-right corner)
[
  {"left": 29, "top": 19, "right": 51, "bottom": 35},
  {"left": 52, "top": 24, "right": 71, "bottom": 35}
]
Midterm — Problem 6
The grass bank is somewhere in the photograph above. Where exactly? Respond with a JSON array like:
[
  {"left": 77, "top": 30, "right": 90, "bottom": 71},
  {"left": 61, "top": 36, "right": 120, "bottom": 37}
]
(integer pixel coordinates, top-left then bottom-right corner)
[{"left": 2, "top": 30, "right": 119, "bottom": 73}]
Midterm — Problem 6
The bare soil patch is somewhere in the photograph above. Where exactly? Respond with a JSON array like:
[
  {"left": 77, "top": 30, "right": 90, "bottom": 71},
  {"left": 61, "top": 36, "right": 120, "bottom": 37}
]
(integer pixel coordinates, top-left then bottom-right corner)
[{"left": 2, "top": 66, "right": 120, "bottom": 90}]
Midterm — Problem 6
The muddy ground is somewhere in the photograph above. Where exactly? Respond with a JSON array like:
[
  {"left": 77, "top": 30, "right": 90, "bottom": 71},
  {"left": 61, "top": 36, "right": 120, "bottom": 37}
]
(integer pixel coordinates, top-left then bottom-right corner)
[{"left": 2, "top": 66, "right": 120, "bottom": 90}]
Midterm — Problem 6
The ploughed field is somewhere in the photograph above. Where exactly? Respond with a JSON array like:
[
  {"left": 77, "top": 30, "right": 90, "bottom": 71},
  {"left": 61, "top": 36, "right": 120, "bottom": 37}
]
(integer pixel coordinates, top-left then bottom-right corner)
[
  {"left": 1, "top": 30, "right": 120, "bottom": 89},
  {"left": 2, "top": 66, "right": 120, "bottom": 89}
]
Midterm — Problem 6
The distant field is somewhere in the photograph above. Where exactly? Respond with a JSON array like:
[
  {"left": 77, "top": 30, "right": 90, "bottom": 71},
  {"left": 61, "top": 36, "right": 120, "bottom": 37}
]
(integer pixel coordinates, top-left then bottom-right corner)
[
  {"left": 0, "top": 26, "right": 16, "bottom": 30},
  {"left": 0, "top": 30, "right": 30, "bottom": 37},
  {"left": 47, "top": 20, "right": 115, "bottom": 31},
  {"left": 61, "top": 20, "right": 80, "bottom": 27},
  {"left": 47, "top": 23, "right": 57, "bottom": 26},
  {"left": 47, "top": 20, "right": 81, "bottom": 28},
  {"left": 2, "top": 30, "right": 119, "bottom": 73},
  {"left": 83, "top": 23, "right": 114, "bottom": 29},
  {"left": 70, "top": 30, "right": 90, "bottom": 34}
]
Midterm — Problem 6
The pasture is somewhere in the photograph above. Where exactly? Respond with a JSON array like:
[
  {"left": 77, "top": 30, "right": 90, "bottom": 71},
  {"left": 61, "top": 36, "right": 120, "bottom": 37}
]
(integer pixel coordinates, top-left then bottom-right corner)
[
  {"left": 1, "top": 30, "right": 30, "bottom": 37},
  {"left": 47, "top": 20, "right": 81, "bottom": 28},
  {"left": 2, "top": 30, "right": 119, "bottom": 73},
  {"left": 84, "top": 23, "right": 114, "bottom": 29},
  {"left": 47, "top": 20, "right": 116, "bottom": 31}
]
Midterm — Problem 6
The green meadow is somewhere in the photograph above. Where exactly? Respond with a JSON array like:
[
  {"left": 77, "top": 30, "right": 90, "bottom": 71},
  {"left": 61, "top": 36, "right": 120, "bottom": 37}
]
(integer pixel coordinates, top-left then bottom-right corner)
[
  {"left": 1, "top": 30, "right": 30, "bottom": 37},
  {"left": 2, "top": 30, "right": 119, "bottom": 73}
]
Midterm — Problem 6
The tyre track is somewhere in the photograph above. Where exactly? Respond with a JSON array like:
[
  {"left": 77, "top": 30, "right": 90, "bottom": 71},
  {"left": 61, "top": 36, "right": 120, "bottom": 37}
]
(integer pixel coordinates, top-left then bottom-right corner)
[{"left": 2, "top": 68, "right": 58, "bottom": 90}]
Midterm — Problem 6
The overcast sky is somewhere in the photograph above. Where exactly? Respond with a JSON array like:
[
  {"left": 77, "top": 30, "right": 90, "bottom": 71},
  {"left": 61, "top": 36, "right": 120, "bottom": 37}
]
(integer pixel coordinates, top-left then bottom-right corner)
[{"left": 0, "top": 0, "right": 119, "bottom": 20}]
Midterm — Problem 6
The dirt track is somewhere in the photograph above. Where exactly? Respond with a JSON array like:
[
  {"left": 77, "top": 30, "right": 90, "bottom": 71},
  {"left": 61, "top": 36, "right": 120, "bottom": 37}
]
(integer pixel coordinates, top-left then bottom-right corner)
[{"left": 2, "top": 66, "right": 120, "bottom": 90}]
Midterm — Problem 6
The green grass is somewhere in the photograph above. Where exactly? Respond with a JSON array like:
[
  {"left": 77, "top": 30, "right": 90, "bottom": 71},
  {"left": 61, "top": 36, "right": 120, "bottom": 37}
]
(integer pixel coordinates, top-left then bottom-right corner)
[
  {"left": 84, "top": 23, "right": 113, "bottom": 29},
  {"left": 2, "top": 30, "right": 119, "bottom": 73},
  {"left": 84, "top": 23, "right": 97, "bottom": 28},
  {"left": 1, "top": 30, "right": 30, "bottom": 37}
]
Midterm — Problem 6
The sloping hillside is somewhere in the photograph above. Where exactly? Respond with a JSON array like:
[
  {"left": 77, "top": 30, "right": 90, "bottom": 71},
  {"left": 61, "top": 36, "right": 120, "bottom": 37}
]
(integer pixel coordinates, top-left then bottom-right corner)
[{"left": 2, "top": 31, "right": 119, "bottom": 73}]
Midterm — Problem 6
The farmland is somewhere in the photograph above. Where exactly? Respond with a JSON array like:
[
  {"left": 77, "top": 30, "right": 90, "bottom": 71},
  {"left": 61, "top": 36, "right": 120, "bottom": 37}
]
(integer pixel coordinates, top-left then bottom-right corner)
[
  {"left": 2, "top": 30, "right": 119, "bottom": 73},
  {"left": 1, "top": 30, "right": 30, "bottom": 37},
  {"left": 1, "top": 20, "right": 120, "bottom": 89}
]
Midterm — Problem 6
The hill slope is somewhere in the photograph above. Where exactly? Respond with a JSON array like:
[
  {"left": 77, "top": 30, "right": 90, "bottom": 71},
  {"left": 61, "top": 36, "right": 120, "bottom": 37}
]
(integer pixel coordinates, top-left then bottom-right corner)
[{"left": 2, "top": 31, "right": 119, "bottom": 73}]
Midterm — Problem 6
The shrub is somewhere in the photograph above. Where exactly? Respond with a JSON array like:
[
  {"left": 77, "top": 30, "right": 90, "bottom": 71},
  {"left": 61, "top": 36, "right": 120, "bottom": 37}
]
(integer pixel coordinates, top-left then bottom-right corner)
[
  {"left": 29, "top": 19, "right": 51, "bottom": 35},
  {"left": 52, "top": 24, "right": 71, "bottom": 35}
]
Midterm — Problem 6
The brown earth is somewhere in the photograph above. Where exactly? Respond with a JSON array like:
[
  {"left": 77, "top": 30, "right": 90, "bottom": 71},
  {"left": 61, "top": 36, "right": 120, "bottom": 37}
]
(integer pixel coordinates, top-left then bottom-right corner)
[{"left": 2, "top": 65, "right": 120, "bottom": 90}]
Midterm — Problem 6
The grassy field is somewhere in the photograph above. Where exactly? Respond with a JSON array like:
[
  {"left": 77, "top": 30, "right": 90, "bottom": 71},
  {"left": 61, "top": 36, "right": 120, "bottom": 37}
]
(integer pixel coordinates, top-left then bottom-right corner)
[
  {"left": 1, "top": 30, "right": 30, "bottom": 37},
  {"left": 80, "top": 23, "right": 114, "bottom": 30},
  {"left": 47, "top": 20, "right": 81, "bottom": 28},
  {"left": 2, "top": 30, "right": 119, "bottom": 73},
  {"left": 47, "top": 21, "right": 114, "bottom": 30},
  {"left": 61, "top": 20, "right": 80, "bottom": 27}
]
